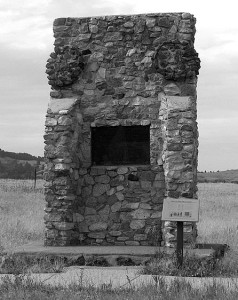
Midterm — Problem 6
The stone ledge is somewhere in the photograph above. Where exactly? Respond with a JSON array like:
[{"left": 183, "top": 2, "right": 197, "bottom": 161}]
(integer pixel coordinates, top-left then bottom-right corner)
[
  {"left": 6, "top": 241, "right": 222, "bottom": 267},
  {"left": 48, "top": 97, "right": 79, "bottom": 114}
]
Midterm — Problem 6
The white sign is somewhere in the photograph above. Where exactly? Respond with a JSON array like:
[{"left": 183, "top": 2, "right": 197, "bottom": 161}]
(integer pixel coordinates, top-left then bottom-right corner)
[{"left": 162, "top": 197, "right": 199, "bottom": 222}]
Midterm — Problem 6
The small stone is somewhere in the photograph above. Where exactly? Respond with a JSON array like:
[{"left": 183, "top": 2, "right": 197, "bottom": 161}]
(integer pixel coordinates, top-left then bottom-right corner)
[
  {"left": 126, "top": 48, "right": 136, "bottom": 56},
  {"left": 75, "top": 33, "right": 91, "bottom": 41},
  {"left": 95, "top": 175, "right": 110, "bottom": 184},
  {"left": 58, "top": 116, "right": 72, "bottom": 126},
  {"left": 121, "top": 202, "right": 139, "bottom": 210},
  {"left": 117, "top": 236, "right": 129, "bottom": 241},
  {"left": 182, "top": 12, "right": 192, "bottom": 19},
  {"left": 134, "top": 234, "right": 147, "bottom": 241},
  {"left": 146, "top": 18, "right": 156, "bottom": 28},
  {"left": 82, "top": 186, "right": 92, "bottom": 197},
  {"left": 89, "top": 222, "right": 108, "bottom": 231},
  {"left": 89, "top": 24, "right": 98, "bottom": 33},
  {"left": 93, "top": 183, "right": 110, "bottom": 196},
  {"left": 116, "top": 185, "right": 124, "bottom": 191},
  {"left": 164, "top": 83, "right": 181, "bottom": 96},
  {"left": 108, "top": 171, "right": 117, "bottom": 177},
  {"left": 116, "top": 192, "right": 124, "bottom": 201},
  {"left": 85, "top": 207, "right": 96, "bottom": 215},
  {"left": 125, "top": 241, "right": 140, "bottom": 246},
  {"left": 85, "top": 215, "right": 100, "bottom": 225},
  {"left": 88, "top": 232, "right": 106, "bottom": 239},
  {"left": 85, "top": 174, "right": 95, "bottom": 185},
  {"left": 44, "top": 213, "right": 62, "bottom": 222},
  {"left": 141, "top": 181, "right": 152, "bottom": 190},
  {"left": 117, "top": 167, "right": 128, "bottom": 175},
  {"left": 54, "top": 222, "right": 74, "bottom": 231},
  {"left": 79, "top": 168, "right": 87, "bottom": 175},
  {"left": 124, "top": 21, "right": 134, "bottom": 28},
  {"left": 130, "top": 220, "right": 145, "bottom": 230},
  {"left": 55, "top": 163, "right": 70, "bottom": 171},
  {"left": 45, "top": 117, "right": 57, "bottom": 126},
  {"left": 109, "top": 231, "right": 122, "bottom": 236},
  {"left": 155, "top": 173, "right": 165, "bottom": 181},
  {"left": 107, "top": 188, "right": 116, "bottom": 196},
  {"left": 132, "top": 209, "right": 151, "bottom": 219},
  {"left": 74, "top": 213, "right": 84, "bottom": 222},
  {"left": 151, "top": 211, "right": 162, "bottom": 218},
  {"left": 111, "top": 202, "right": 121, "bottom": 212},
  {"left": 139, "top": 203, "right": 151, "bottom": 210},
  {"left": 98, "top": 205, "right": 110, "bottom": 217},
  {"left": 104, "top": 32, "right": 123, "bottom": 42}
]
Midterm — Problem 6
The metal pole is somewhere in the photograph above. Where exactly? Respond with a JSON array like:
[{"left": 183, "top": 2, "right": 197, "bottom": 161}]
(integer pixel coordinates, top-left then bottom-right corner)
[{"left": 177, "top": 221, "right": 183, "bottom": 267}]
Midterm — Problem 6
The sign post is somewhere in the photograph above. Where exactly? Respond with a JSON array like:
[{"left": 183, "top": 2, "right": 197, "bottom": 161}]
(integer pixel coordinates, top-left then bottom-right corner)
[
  {"left": 162, "top": 197, "right": 199, "bottom": 267},
  {"left": 176, "top": 221, "right": 183, "bottom": 267}
]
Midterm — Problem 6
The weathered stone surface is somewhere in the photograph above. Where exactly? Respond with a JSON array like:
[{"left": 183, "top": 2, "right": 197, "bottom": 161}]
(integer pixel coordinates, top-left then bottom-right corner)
[
  {"left": 85, "top": 207, "right": 96, "bottom": 215},
  {"left": 44, "top": 13, "right": 199, "bottom": 247},
  {"left": 104, "top": 32, "right": 123, "bottom": 42},
  {"left": 125, "top": 241, "right": 140, "bottom": 246},
  {"left": 74, "top": 213, "right": 84, "bottom": 222},
  {"left": 134, "top": 234, "right": 147, "bottom": 241},
  {"left": 132, "top": 209, "right": 151, "bottom": 219},
  {"left": 88, "top": 232, "right": 106, "bottom": 239},
  {"left": 164, "top": 83, "right": 181, "bottom": 96},
  {"left": 109, "top": 231, "right": 122, "bottom": 236},
  {"left": 45, "top": 117, "right": 57, "bottom": 126},
  {"left": 139, "top": 203, "right": 151, "bottom": 210},
  {"left": 58, "top": 116, "right": 72, "bottom": 126},
  {"left": 84, "top": 175, "right": 94, "bottom": 185},
  {"left": 95, "top": 175, "right": 110, "bottom": 184},
  {"left": 130, "top": 220, "right": 145, "bottom": 230},
  {"left": 111, "top": 202, "right": 121, "bottom": 212},
  {"left": 53, "top": 222, "right": 75, "bottom": 230},
  {"left": 115, "top": 192, "right": 124, "bottom": 201},
  {"left": 117, "top": 167, "right": 128, "bottom": 175},
  {"left": 151, "top": 211, "right": 162, "bottom": 218},
  {"left": 93, "top": 184, "right": 110, "bottom": 196},
  {"left": 89, "top": 222, "right": 108, "bottom": 231}
]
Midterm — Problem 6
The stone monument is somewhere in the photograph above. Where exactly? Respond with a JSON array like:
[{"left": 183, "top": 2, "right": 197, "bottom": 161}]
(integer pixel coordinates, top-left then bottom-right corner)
[{"left": 44, "top": 13, "right": 200, "bottom": 246}]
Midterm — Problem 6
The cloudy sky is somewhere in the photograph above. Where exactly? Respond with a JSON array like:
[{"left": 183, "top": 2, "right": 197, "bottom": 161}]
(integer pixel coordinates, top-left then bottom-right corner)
[{"left": 0, "top": 0, "right": 237, "bottom": 171}]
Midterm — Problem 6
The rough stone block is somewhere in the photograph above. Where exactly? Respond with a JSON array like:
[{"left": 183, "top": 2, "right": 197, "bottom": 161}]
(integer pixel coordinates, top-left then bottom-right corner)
[
  {"left": 93, "top": 183, "right": 110, "bottom": 196},
  {"left": 89, "top": 222, "right": 108, "bottom": 231},
  {"left": 130, "top": 220, "right": 145, "bottom": 230},
  {"left": 131, "top": 209, "right": 151, "bottom": 219}
]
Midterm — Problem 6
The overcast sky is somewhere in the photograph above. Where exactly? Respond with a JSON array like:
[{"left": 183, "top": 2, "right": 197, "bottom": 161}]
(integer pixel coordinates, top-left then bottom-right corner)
[{"left": 0, "top": 0, "right": 237, "bottom": 171}]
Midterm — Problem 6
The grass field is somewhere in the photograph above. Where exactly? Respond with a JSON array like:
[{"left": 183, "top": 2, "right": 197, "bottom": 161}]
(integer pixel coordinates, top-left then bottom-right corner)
[
  {"left": 0, "top": 180, "right": 237, "bottom": 252},
  {"left": 0, "top": 179, "right": 44, "bottom": 251},
  {"left": 0, "top": 180, "right": 238, "bottom": 298},
  {"left": 198, "top": 169, "right": 238, "bottom": 183}
]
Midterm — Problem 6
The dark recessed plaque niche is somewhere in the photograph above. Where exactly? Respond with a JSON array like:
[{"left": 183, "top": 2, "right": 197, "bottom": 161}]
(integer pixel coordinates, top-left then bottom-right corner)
[{"left": 91, "top": 125, "right": 150, "bottom": 166}]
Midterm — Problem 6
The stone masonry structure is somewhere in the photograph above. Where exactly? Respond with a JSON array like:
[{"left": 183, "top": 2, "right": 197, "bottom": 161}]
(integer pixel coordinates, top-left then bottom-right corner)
[{"left": 44, "top": 13, "right": 200, "bottom": 246}]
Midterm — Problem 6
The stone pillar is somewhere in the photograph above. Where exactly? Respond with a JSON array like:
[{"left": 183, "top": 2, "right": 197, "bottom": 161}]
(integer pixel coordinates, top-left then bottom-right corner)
[{"left": 159, "top": 92, "right": 199, "bottom": 247}]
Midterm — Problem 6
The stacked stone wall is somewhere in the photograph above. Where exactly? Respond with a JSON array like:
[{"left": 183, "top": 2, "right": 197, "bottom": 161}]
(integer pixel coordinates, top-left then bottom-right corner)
[{"left": 44, "top": 12, "right": 200, "bottom": 246}]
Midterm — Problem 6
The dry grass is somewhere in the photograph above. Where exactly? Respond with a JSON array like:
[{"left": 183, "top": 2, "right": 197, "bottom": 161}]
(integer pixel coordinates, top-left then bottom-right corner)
[
  {"left": 0, "top": 180, "right": 238, "bottom": 297},
  {"left": 197, "top": 183, "right": 238, "bottom": 248},
  {"left": 0, "top": 180, "right": 238, "bottom": 260},
  {"left": 0, "top": 179, "right": 44, "bottom": 251},
  {"left": 197, "top": 183, "right": 238, "bottom": 274}
]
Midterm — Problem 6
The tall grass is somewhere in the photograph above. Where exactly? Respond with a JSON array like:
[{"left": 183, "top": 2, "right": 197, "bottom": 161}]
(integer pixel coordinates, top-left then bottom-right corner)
[
  {"left": 197, "top": 183, "right": 238, "bottom": 249},
  {"left": 0, "top": 179, "right": 44, "bottom": 251},
  {"left": 0, "top": 180, "right": 238, "bottom": 255},
  {"left": 197, "top": 183, "right": 238, "bottom": 274},
  {"left": 0, "top": 275, "right": 238, "bottom": 300}
]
